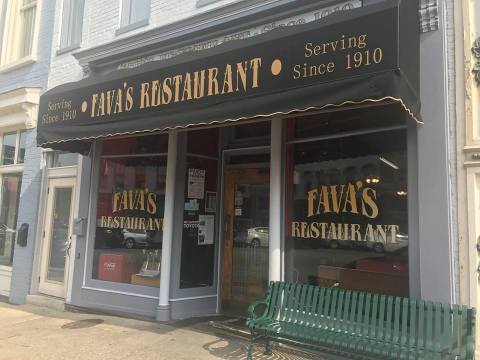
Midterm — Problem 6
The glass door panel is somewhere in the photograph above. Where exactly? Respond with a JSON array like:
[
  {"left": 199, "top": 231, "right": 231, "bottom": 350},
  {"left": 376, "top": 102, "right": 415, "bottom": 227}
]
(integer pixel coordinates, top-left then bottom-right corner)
[
  {"left": 39, "top": 177, "right": 75, "bottom": 298},
  {"left": 46, "top": 187, "right": 72, "bottom": 283}
]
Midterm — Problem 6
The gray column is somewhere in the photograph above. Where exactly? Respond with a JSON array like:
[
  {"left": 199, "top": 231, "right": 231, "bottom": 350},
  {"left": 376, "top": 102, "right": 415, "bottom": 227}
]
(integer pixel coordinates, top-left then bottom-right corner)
[
  {"left": 156, "top": 131, "right": 178, "bottom": 321},
  {"left": 269, "top": 120, "right": 282, "bottom": 282},
  {"left": 417, "top": 0, "right": 456, "bottom": 303}
]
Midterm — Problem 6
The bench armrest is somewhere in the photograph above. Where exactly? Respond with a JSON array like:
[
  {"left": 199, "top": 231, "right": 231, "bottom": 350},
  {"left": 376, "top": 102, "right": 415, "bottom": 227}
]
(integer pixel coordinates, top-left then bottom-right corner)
[{"left": 246, "top": 299, "right": 269, "bottom": 327}]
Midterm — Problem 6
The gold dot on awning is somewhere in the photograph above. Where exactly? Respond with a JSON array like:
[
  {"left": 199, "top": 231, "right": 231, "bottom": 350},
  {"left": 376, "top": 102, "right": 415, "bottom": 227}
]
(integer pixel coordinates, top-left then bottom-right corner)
[{"left": 271, "top": 59, "right": 282, "bottom": 76}]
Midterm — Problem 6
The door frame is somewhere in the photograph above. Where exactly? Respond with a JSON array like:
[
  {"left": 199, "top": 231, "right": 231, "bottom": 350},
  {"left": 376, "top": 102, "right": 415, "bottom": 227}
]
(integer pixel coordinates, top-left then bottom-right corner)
[
  {"left": 31, "top": 150, "right": 79, "bottom": 300},
  {"left": 216, "top": 144, "right": 271, "bottom": 314},
  {"left": 38, "top": 176, "right": 76, "bottom": 298},
  {"left": 220, "top": 168, "right": 270, "bottom": 305}
]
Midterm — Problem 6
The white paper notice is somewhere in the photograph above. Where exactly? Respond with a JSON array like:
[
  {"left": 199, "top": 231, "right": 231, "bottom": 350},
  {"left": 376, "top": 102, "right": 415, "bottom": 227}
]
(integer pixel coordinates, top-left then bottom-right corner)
[
  {"left": 198, "top": 215, "right": 214, "bottom": 245},
  {"left": 188, "top": 168, "right": 205, "bottom": 199}
]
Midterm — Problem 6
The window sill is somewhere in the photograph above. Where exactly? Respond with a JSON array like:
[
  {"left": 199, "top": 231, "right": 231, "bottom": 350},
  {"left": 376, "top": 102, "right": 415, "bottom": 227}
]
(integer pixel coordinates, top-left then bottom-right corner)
[
  {"left": 0, "top": 265, "right": 12, "bottom": 272},
  {"left": 57, "top": 43, "right": 81, "bottom": 56},
  {"left": 0, "top": 55, "right": 37, "bottom": 74},
  {"left": 0, "top": 163, "right": 24, "bottom": 174},
  {"left": 115, "top": 19, "right": 149, "bottom": 36}
]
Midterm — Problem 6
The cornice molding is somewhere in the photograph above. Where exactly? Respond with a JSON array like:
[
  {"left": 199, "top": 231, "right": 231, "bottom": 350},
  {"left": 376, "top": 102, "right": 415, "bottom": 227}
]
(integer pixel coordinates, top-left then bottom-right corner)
[
  {"left": 419, "top": 0, "right": 439, "bottom": 33},
  {"left": 75, "top": 0, "right": 437, "bottom": 75},
  {"left": 73, "top": 0, "right": 358, "bottom": 73}
]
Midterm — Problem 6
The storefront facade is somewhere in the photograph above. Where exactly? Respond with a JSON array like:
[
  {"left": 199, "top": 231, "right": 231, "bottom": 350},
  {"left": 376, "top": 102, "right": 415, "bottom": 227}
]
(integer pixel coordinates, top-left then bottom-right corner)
[{"left": 32, "top": 0, "right": 460, "bottom": 322}]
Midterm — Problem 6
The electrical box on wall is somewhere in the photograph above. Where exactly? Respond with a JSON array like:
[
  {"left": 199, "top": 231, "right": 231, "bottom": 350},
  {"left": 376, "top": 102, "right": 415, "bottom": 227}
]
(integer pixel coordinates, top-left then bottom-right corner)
[
  {"left": 73, "top": 218, "right": 87, "bottom": 236},
  {"left": 17, "top": 223, "right": 29, "bottom": 247}
]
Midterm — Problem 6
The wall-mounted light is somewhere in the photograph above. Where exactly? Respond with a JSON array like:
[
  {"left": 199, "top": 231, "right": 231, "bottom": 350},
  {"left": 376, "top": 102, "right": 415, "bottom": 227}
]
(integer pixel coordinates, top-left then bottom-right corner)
[{"left": 396, "top": 190, "right": 408, "bottom": 196}]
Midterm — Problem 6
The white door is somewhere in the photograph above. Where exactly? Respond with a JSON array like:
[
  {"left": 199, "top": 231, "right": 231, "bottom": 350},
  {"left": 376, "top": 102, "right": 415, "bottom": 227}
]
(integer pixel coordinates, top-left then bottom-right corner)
[{"left": 38, "top": 177, "right": 75, "bottom": 298}]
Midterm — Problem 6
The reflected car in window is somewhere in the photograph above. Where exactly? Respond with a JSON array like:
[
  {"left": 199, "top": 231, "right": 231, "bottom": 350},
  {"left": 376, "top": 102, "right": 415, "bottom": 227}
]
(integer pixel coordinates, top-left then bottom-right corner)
[
  {"left": 121, "top": 229, "right": 150, "bottom": 249},
  {"left": 365, "top": 232, "right": 409, "bottom": 253},
  {"left": 247, "top": 227, "right": 269, "bottom": 247}
]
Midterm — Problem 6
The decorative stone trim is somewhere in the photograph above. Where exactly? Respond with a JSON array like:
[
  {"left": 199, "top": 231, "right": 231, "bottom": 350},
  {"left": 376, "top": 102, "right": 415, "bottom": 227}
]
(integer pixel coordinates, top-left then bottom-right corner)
[
  {"left": 81, "top": 64, "right": 91, "bottom": 78},
  {"left": 0, "top": 88, "right": 41, "bottom": 129},
  {"left": 472, "top": 37, "right": 480, "bottom": 85},
  {"left": 419, "top": 0, "right": 439, "bottom": 33}
]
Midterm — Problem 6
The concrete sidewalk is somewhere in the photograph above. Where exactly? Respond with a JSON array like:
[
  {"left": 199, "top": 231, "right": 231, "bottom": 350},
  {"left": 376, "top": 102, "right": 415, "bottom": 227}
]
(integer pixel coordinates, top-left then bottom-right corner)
[{"left": 0, "top": 301, "right": 336, "bottom": 360}]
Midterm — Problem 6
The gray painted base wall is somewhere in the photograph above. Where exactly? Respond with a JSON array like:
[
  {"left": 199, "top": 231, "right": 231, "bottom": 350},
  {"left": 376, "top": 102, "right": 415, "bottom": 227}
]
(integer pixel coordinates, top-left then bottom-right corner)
[
  {"left": 170, "top": 297, "right": 217, "bottom": 320},
  {"left": 72, "top": 289, "right": 160, "bottom": 318}
]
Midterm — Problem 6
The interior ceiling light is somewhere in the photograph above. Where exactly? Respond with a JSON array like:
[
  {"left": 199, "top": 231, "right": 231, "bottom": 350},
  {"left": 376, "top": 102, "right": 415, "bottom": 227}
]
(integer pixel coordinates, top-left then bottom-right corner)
[
  {"left": 379, "top": 156, "right": 399, "bottom": 170},
  {"left": 365, "top": 176, "right": 380, "bottom": 184}
]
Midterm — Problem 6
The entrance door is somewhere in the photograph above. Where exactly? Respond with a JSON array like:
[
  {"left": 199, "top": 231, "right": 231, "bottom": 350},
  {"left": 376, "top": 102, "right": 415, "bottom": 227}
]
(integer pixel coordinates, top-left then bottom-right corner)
[
  {"left": 221, "top": 169, "right": 269, "bottom": 317},
  {"left": 38, "top": 177, "right": 75, "bottom": 298}
]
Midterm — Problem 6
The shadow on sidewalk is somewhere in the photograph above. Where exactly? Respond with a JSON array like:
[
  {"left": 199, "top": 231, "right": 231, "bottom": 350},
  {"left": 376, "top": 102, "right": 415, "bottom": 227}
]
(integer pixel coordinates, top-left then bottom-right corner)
[{"left": 202, "top": 337, "right": 321, "bottom": 360}]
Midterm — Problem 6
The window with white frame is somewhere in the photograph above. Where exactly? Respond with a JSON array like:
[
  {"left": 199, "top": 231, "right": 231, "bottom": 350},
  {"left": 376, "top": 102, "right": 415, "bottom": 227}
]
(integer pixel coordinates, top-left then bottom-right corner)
[
  {"left": 0, "top": 0, "right": 39, "bottom": 66},
  {"left": 0, "top": 130, "right": 26, "bottom": 266},
  {"left": 60, "top": 0, "right": 84, "bottom": 50},
  {"left": 120, "top": 0, "right": 150, "bottom": 28}
]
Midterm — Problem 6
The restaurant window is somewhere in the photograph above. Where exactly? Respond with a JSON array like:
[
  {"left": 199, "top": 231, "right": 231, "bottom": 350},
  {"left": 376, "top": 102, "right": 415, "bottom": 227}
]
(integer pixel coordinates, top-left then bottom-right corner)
[
  {"left": 180, "top": 128, "right": 218, "bottom": 288},
  {"left": 120, "top": 0, "right": 150, "bottom": 28},
  {"left": 59, "top": 0, "right": 85, "bottom": 50},
  {"left": 285, "top": 105, "right": 409, "bottom": 297},
  {"left": 92, "top": 134, "right": 167, "bottom": 288}
]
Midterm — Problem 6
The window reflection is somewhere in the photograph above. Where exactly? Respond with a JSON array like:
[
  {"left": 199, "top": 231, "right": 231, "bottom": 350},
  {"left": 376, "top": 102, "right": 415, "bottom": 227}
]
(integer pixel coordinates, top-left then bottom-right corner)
[
  {"left": 1, "top": 132, "right": 16, "bottom": 165},
  {"left": 93, "top": 135, "right": 167, "bottom": 288},
  {"left": 0, "top": 174, "right": 22, "bottom": 266},
  {"left": 285, "top": 118, "right": 409, "bottom": 297}
]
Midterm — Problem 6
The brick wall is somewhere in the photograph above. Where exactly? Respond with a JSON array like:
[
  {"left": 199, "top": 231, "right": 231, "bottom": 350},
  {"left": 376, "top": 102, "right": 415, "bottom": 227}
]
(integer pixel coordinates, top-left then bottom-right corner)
[
  {"left": 48, "top": 0, "right": 240, "bottom": 87},
  {"left": 7, "top": 0, "right": 55, "bottom": 304},
  {"left": 9, "top": 129, "right": 43, "bottom": 304}
]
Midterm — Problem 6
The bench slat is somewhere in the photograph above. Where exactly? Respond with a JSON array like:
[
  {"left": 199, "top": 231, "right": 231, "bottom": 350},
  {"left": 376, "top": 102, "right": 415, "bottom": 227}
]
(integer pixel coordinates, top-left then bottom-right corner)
[
  {"left": 426, "top": 301, "right": 434, "bottom": 354},
  {"left": 342, "top": 290, "right": 352, "bottom": 334},
  {"left": 393, "top": 297, "right": 401, "bottom": 345},
  {"left": 416, "top": 300, "right": 426, "bottom": 358},
  {"left": 385, "top": 296, "right": 394, "bottom": 344},
  {"left": 442, "top": 303, "right": 451, "bottom": 359},
  {"left": 434, "top": 302, "right": 442, "bottom": 356},
  {"left": 461, "top": 305, "right": 468, "bottom": 358},
  {"left": 408, "top": 299, "right": 417, "bottom": 358}
]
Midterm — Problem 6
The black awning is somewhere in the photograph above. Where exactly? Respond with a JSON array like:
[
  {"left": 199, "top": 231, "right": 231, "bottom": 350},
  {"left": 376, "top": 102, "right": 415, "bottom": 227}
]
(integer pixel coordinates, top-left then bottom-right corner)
[{"left": 37, "top": 0, "right": 419, "bottom": 153}]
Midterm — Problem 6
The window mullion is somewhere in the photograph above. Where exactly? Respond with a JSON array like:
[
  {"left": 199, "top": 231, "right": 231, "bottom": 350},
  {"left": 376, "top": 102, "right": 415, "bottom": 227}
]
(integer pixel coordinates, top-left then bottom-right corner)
[{"left": 13, "top": 130, "right": 20, "bottom": 165}]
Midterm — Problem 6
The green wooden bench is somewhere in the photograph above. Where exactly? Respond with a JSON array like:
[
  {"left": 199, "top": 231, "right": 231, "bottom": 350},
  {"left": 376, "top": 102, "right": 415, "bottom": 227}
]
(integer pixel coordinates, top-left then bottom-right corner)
[{"left": 246, "top": 281, "right": 476, "bottom": 359}]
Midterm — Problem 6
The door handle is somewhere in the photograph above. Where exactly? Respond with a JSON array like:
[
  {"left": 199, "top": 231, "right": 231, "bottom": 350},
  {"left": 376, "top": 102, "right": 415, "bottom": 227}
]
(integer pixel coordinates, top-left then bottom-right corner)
[
  {"left": 66, "top": 236, "right": 72, "bottom": 257},
  {"left": 224, "top": 215, "right": 231, "bottom": 236}
]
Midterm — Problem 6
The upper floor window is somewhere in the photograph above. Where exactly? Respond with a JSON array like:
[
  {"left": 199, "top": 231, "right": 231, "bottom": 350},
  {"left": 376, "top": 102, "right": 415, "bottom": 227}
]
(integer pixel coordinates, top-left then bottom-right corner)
[
  {"left": 60, "top": 0, "right": 84, "bottom": 50},
  {"left": 120, "top": 0, "right": 150, "bottom": 28},
  {"left": 1, "top": 130, "right": 27, "bottom": 166},
  {"left": 0, "top": 0, "right": 38, "bottom": 66}
]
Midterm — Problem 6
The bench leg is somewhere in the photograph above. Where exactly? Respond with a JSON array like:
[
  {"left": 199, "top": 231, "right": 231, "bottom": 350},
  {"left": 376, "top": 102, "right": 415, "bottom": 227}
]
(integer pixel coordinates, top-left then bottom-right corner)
[
  {"left": 264, "top": 339, "right": 272, "bottom": 355},
  {"left": 246, "top": 342, "right": 253, "bottom": 360}
]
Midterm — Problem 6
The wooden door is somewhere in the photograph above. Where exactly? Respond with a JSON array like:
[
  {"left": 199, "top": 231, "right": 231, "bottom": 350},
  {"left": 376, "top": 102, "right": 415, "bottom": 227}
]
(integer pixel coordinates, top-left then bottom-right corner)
[{"left": 221, "top": 168, "right": 269, "bottom": 316}]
